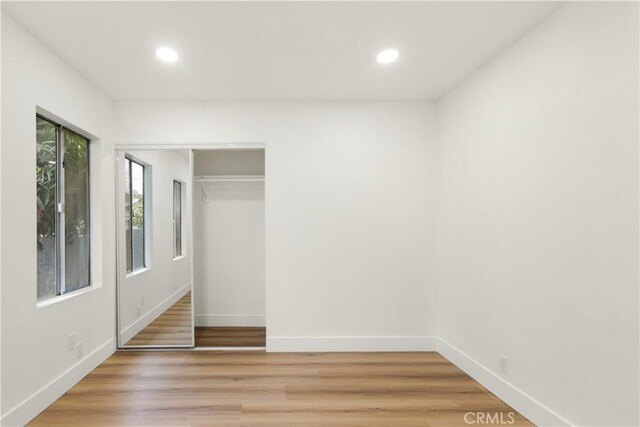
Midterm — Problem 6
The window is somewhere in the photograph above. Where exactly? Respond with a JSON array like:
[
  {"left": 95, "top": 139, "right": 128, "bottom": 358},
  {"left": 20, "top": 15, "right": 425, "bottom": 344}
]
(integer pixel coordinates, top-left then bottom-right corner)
[
  {"left": 124, "top": 157, "right": 146, "bottom": 273},
  {"left": 173, "top": 180, "right": 183, "bottom": 258},
  {"left": 36, "top": 115, "right": 90, "bottom": 301}
]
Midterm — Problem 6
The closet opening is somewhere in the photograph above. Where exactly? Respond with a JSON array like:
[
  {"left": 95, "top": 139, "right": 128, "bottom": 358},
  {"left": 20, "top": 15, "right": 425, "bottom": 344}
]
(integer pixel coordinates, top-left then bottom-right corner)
[{"left": 193, "top": 148, "right": 266, "bottom": 349}]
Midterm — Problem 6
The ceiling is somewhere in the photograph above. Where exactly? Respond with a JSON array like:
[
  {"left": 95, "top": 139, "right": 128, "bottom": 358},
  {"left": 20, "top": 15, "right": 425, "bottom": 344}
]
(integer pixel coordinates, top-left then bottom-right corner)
[{"left": 2, "top": 1, "right": 563, "bottom": 101}]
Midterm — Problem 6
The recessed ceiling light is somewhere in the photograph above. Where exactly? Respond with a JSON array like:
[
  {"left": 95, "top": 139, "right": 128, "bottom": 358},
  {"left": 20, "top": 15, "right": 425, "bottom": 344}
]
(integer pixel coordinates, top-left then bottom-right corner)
[
  {"left": 376, "top": 49, "right": 399, "bottom": 64},
  {"left": 156, "top": 47, "right": 178, "bottom": 63}
]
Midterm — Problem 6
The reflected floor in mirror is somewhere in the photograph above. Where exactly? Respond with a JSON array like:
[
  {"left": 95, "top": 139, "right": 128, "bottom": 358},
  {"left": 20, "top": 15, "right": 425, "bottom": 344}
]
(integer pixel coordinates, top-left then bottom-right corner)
[
  {"left": 195, "top": 327, "right": 266, "bottom": 348},
  {"left": 125, "top": 292, "right": 192, "bottom": 347}
]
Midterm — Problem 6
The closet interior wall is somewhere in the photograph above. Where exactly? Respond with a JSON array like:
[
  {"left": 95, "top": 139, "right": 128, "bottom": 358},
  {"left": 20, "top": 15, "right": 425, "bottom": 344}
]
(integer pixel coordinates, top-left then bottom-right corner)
[{"left": 193, "top": 150, "right": 266, "bottom": 331}]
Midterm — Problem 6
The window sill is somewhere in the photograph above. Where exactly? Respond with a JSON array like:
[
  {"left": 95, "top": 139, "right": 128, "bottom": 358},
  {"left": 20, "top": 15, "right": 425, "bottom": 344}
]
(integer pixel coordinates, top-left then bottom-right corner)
[
  {"left": 37, "top": 284, "right": 100, "bottom": 308},
  {"left": 173, "top": 255, "right": 186, "bottom": 262},
  {"left": 126, "top": 267, "right": 150, "bottom": 279}
]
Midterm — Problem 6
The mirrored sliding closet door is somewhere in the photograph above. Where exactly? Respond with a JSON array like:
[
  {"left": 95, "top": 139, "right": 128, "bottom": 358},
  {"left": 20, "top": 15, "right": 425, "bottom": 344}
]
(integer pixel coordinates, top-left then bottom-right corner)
[{"left": 116, "top": 149, "right": 194, "bottom": 348}]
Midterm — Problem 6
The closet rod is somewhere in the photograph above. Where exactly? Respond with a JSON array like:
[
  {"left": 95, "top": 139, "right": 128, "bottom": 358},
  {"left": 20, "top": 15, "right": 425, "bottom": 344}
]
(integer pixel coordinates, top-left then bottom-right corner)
[{"left": 195, "top": 175, "right": 265, "bottom": 182}]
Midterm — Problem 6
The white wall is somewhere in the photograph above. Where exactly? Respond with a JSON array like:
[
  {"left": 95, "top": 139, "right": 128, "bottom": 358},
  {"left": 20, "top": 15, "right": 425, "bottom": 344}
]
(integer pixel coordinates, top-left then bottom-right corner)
[
  {"left": 194, "top": 150, "right": 265, "bottom": 327},
  {"left": 193, "top": 182, "right": 265, "bottom": 327},
  {"left": 436, "top": 2, "right": 639, "bottom": 426},
  {"left": 1, "top": 14, "right": 116, "bottom": 425},
  {"left": 117, "top": 150, "right": 192, "bottom": 344},
  {"left": 115, "top": 101, "right": 438, "bottom": 351},
  {"left": 194, "top": 150, "right": 265, "bottom": 176}
]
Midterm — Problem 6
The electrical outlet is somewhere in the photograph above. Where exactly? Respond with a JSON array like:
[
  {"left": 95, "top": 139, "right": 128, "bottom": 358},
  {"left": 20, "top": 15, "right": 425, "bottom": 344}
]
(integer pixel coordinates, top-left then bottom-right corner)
[
  {"left": 76, "top": 342, "right": 84, "bottom": 359},
  {"left": 67, "top": 333, "right": 76, "bottom": 351},
  {"left": 137, "top": 306, "right": 142, "bottom": 318},
  {"left": 499, "top": 354, "right": 509, "bottom": 375}
]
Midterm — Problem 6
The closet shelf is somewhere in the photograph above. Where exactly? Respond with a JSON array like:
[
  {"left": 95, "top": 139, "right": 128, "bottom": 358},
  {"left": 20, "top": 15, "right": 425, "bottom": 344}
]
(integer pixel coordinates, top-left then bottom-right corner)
[{"left": 195, "top": 175, "right": 265, "bottom": 182}]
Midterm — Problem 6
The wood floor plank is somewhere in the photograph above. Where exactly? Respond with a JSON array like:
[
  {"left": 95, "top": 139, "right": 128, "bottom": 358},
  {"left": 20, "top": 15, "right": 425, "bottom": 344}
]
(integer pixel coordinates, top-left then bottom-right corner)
[
  {"left": 195, "top": 327, "right": 266, "bottom": 347},
  {"left": 30, "top": 351, "right": 532, "bottom": 426},
  {"left": 124, "top": 292, "right": 193, "bottom": 347}
]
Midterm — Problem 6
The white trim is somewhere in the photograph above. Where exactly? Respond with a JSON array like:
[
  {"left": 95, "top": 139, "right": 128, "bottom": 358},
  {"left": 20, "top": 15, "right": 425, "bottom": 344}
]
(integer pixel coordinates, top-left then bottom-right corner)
[
  {"left": 114, "top": 143, "right": 265, "bottom": 151},
  {"left": 195, "top": 314, "right": 266, "bottom": 327},
  {"left": 195, "top": 175, "right": 265, "bottom": 182},
  {"left": 36, "top": 106, "right": 99, "bottom": 140},
  {"left": 188, "top": 150, "right": 196, "bottom": 348},
  {"left": 125, "top": 266, "right": 150, "bottom": 279},
  {"left": 193, "top": 347, "right": 266, "bottom": 351},
  {"left": 119, "top": 283, "right": 191, "bottom": 346},
  {"left": 266, "top": 336, "right": 438, "bottom": 352},
  {"left": 36, "top": 284, "right": 100, "bottom": 308},
  {"left": 0, "top": 338, "right": 115, "bottom": 427},
  {"left": 436, "top": 338, "right": 572, "bottom": 427}
]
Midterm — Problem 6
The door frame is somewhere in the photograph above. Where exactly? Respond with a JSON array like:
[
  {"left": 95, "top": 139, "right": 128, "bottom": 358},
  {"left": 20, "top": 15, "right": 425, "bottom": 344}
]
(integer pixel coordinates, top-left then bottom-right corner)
[{"left": 113, "top": 143, "right": 267, "bottom": 350}]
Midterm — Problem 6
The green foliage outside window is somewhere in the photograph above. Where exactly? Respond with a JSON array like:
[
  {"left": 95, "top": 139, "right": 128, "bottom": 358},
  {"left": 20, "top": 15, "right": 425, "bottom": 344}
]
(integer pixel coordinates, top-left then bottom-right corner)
[
  {"left": 36, "top": 118, "right": 57, "bottom": 245},
  {"left": 132, "top": 189, "right": 144, "bottom": 228},
  {"left": 36, "top": 118, "right": 89, "bottom": 245}
]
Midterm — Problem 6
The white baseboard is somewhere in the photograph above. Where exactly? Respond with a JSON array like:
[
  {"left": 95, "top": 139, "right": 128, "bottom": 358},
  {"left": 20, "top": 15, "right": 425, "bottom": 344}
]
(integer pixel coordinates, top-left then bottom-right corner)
[
  {"left": 0, "top": 338, "right": 115, "bottom": 427},
  {"left": 436, "top": 338, "right": 571, "bottom": 427},
  {"left": 267, "top": 335, "right": 438, "bottom": 352},
  {"left": 195, "top": 314, "right": 265, "bottom": 327},
  {"left": 120, "top": 284, "right": 191, "bottom": 344}
]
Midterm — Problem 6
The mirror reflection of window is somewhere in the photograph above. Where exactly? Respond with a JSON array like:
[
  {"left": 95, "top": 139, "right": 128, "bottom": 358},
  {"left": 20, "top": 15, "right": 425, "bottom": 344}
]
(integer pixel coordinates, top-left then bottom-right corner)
[
  {"left": 173, "top": 180, "right": 183, "bottom": 258},
  {"left": 117, "top": 149, "right": 193, "bottom": 349},
  {"left": 124, "top": 157, "right": 146, "bottom": 273}
]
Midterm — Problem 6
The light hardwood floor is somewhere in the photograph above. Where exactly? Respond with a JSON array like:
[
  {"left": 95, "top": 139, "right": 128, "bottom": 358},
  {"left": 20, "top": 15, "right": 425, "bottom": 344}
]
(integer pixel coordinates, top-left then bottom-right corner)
[
  {"left": 195, "top": 327, "right": 266, "bottom": 347},
  {"left": 30, "top": 351, "right": 532, "bottom": 426},
  {"left": 124, "top": 292, "right": 193, "bottom": 347}
]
